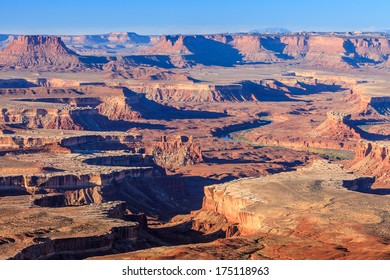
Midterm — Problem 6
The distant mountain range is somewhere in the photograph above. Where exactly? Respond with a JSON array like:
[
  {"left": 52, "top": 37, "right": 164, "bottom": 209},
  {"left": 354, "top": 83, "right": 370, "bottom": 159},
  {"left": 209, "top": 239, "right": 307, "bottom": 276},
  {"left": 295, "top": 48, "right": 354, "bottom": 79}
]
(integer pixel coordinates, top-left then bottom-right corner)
[{"left": 249, "top": 27, "right": 291, "bottom": 33}]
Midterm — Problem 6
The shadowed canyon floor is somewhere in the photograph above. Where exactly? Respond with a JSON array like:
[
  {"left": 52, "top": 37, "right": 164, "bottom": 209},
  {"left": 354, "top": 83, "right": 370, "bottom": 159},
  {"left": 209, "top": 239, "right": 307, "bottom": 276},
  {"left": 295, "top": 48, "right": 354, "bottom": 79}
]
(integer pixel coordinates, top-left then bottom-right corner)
[{"left": 0, "top": 33, "right": 389, "bottom": 259}]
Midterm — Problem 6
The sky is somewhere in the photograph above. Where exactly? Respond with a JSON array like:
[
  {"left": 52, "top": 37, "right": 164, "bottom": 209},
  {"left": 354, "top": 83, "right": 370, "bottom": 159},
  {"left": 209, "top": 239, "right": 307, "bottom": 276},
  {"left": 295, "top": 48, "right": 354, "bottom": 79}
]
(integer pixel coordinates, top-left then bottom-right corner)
[{"left": 1, "top": 0, "right": 390, "bottom": 35}]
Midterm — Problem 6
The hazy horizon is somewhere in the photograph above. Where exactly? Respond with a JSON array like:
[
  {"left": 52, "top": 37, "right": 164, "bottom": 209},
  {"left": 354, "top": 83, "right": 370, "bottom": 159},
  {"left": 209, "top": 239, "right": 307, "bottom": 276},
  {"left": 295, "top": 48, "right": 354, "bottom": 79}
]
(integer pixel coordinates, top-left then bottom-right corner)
[
  {"left": 4, "top": 29, "right": 390, "bottom": 37},
  {"left": 2, "top": 0, "right": 390, "bottom": 35}
]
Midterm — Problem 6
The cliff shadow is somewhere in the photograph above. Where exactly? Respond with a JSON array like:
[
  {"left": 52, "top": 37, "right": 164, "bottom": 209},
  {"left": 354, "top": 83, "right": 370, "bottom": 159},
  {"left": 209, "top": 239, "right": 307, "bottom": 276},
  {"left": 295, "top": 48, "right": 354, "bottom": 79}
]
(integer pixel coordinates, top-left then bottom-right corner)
[
  {"left": 240, "top": 79, "right": 346, "bottom": 101},
  {"left": 368, "top": 188, "right": 390, "bottom": 195},
  {"left": 211, "top": 119, "right": 271, "bottom": 137},
  {"left": 183, "top": 36, "right": 243, "bottom": 67},
  {"left": 272, "top": 80, "right": 346, "bottom": 95},
  {"left": 130, "top": 94, "right": 229, "bottom": 120},
  {"left": 80, "top": 55, "right": 176, "bottom": 69},
  {"left": 342, "top": 178, "right": 390, "bottom": 196},
  {"left": 342, "top": 56, "right": 380, "bottom": 67},
  {"left": 260, "top": 37, "right": 294, "bottom": 60},
  {"left": 79, "top": 56, "right": 111, "bottom": 64},
  {"left": 182, "top": 175, "right": 248, "bottom": 211},
  {"left": 370, "top": 102, "right": 390, "bottom": 116},
  {"left": 123, "top": 55, "right": 176, "bottom": 69},
  {"left": 148, "top": 220, "right": 226, "bottom": 246},
  {"left": 346, "top": 119, "right": 390, "bottom": 141},
  {"left": 266, "top": 160, "right": 305, "bottom": 174},
  {"left": 342, "top": 40, "right": 381, "bottom": 67},
  {"left": 273, "top": 160, "right": 305, "bottom": 168},
  {"left": 291, "top": 81, "right": 345, "bottom": 94},
  {"left": 71, "top": 111, "right": 169, "bottom": 132},
  {"left": 240, "top": 81, "right": 298, "bottom": 102},
  {"left": 105, "top": 175, "right": 231, "bottom": 220},
  {"left": 102, "top": 176, "right": 200, "bottom": 220},
  {"left": 0, "top": 79, "right": 38, "bottom": 88}
]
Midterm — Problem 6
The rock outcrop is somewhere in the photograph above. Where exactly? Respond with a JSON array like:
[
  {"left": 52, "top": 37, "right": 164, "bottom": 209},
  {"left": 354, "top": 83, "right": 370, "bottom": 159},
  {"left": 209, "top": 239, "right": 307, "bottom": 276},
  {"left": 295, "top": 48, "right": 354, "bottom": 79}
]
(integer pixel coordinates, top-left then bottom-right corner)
[
  {"left": 125, "top": 77, "right": 344, "bottom": 103},
  {"left": 367, "top": 96, "right": 390, "bottom": 116},
  {"left": 96, "top": 95, "right": 142, "bottom": 121},
  {"left": 0, "top": 196, "right": 139, "bottom": 260},
  {"left": 202, "top": 160, "right": 378, "bottom": 235},
  {"left": 0, "top": 86, "right": 145, "bottom": 129},
  {"left": 0, "top": 35, "right": 81, "bottom": 69},
  {"left": 310, "top": 111, "right": 361, "bottom": 149},
  {"left": 148, "top": 35, "right": 191, "bottom": 55},
  {"left": 0, "top": 107, "right": 84, "bottom": 130},
  {"left": 0, "top": 132, "right": 140, "bottom": 150},
  {"left": 94, "top": 161, "right": 389, "bottom": 260},
  {"left": 196, "top": 160, "right": 390, "bottom": 259},
  {"left": 0, "top": 166, "right": 157, "bottom": 193},
  {"left": 350, "top": 141, "right": 390, "bottom": 186},
  {"left": 127, "top": 83, "right": 244, "bottom": 102},
  {"left": 147, "top": 135, "right": 203, "bottom": 169}
]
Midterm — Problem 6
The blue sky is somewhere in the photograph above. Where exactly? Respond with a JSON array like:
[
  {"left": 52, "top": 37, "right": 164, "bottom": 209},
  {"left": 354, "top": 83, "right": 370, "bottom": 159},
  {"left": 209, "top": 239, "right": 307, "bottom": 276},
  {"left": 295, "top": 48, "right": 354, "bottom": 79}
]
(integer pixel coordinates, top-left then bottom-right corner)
[{"left": 1, "top": 0, "right": 390, "bottom": 35}]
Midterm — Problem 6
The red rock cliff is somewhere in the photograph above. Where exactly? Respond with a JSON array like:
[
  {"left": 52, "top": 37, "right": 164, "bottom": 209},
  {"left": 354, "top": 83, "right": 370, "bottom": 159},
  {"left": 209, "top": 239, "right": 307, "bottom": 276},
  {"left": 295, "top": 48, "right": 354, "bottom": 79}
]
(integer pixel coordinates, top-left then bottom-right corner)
[
  {"left": 350, "top": 141, "right": 390, "bottom": 186},
  {"left": 146, "top": 135, "right": 203, "bottom": 169},
  {"left": 0, "top": 35, "right": 81, "bottom": 68}
]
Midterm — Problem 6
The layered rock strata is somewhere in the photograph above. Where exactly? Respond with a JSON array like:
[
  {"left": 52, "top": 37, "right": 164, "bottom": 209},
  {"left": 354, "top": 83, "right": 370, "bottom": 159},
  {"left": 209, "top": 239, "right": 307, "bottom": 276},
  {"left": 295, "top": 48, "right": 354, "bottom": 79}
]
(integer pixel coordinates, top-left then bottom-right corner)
[
  {"left": 0, "top": 132, "right": 141, "bottom": 149},
  {"left": 0, "top": 35, "right": 81, "bottom": 69},
  {"left": 0, "top": 196, "right": 139, "bottom": 260},
  {"left": 147, "top": 135, "right": 203, "bottom": 169},
  {"left": 202, "top": 160, "right": 385, "bottom": 240},
  {"left": 350, "top": 141, "right": 390, "bottom": 186}
]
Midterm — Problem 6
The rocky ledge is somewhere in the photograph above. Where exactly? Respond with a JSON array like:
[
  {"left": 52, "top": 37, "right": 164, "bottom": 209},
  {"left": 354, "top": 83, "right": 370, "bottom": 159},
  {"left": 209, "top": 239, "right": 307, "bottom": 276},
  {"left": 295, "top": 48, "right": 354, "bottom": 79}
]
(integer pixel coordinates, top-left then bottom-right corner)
[
  {"left": 200, "top": 160, "right": 389, "bottom": 258},
  {"left": 350, "top": 140, "right": 390, "bottom": 186},
  {"left": 0, "top": 196, "right": 139, "bottom": 259}
]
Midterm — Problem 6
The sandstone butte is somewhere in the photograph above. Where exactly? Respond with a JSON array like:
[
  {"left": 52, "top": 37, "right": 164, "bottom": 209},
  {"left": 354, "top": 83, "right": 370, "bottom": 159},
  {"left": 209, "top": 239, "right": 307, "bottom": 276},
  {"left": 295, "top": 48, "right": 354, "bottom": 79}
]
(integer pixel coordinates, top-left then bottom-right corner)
[
  {"left": 0, "top": 32, "right": 389, "bottom": 260},
  {"left": 0, "top": 35, "right": 81, "bottom": 69}
]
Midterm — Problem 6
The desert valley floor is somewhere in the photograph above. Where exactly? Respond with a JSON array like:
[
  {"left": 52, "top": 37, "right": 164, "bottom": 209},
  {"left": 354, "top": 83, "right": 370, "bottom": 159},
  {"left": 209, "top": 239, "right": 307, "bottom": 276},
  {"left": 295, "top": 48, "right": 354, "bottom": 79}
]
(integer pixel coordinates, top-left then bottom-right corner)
[{"left": 0, "top": 32, "right": 389, "bottom": 259}]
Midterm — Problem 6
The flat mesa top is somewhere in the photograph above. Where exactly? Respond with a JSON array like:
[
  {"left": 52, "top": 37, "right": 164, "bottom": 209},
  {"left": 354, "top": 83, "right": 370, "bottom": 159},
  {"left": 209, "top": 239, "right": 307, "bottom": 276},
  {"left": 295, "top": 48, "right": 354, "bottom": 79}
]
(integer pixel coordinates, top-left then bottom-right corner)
[
  {"left": 205, "top": 160, "right": 389, "bottom": 238},
  {"left": 207, "top": 160, "right": 362, "bottom": 198},
  {"left": 0, "top": 151, "right": 154, "bottom": 177},
  {"left": 0, "top": 128, "right": 140, "bottom": 138},
  {"left": 0, "top": 196, "right": 135, "bottom": 259}
]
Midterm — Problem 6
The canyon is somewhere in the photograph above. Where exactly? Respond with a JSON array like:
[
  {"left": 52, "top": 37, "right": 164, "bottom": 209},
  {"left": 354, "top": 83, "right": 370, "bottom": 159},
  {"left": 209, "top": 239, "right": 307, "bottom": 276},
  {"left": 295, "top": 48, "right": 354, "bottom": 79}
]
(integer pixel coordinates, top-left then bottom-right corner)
[{"left": 0, "top": 32, "right": 389, "bottom": 260}]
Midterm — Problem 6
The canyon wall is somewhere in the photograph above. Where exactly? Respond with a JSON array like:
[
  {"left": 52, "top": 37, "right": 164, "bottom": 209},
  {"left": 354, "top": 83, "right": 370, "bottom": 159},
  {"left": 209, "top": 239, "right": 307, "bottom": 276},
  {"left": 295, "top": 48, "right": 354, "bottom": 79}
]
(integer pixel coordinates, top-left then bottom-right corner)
[
  {"left": 201, "top": 160, "right": 378, "bottom": 236},
  {"left": 146, "top": 135, "right": 203, "bottom": 169},
  {"left": 9, "top": 201, "right": 139, "bottom": 260},
  {"left": 0, "top": 107, "right": 84, "bottom": 130},
  {"left": 134, "top": 33, "right": 390, "bottom": 68},
  {"left": 0, "top": 167, "right": 156, "bottom": 191},
  {"left": 4, "top": 33, "right": 390, "bottom": 69},
  {"left": 0, "top": 133, "right": 141, "bottom": 149},
  {"left": 350, "top": 141, "right": 390, "bottom": 186}
]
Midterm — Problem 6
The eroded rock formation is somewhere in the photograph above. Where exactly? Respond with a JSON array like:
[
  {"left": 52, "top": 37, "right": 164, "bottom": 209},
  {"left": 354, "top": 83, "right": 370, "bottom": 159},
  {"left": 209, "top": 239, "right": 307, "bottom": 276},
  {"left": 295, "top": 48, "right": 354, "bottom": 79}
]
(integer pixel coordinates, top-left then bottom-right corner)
[
  {"left": 0, "top": 107, "right": 83, "bottom": 130},
  {"left": 147, "top": 135, "right": 203, "bottom": 169},
  {"left": 0, "top": 197, "right": 139, "bottom": 260},
  {"left": 310, "top": 111, "right": 361, "bottom": 149},
  {"left": 350, "top": 141, "right": 390, "bottom": 187},
  {"left": 3, "top": 33, "right": 390, "bottom": 70},
  {"left": 0, "top": 35, "right": 81, "bottom": 69},
  {"left": 198, "top": 161, "right": 388, "bottom": 258}
]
